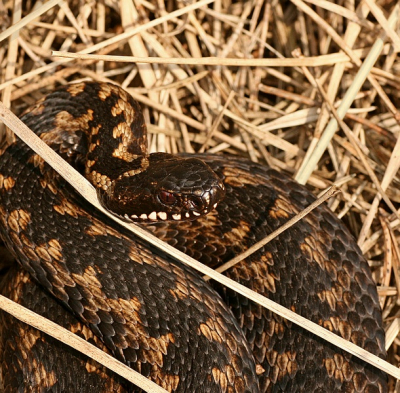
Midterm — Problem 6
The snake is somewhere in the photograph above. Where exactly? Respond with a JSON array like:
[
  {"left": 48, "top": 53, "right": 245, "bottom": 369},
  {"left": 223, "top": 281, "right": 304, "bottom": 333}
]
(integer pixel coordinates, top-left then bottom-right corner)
[{"left": 0, "top": 82, "right": 388, "bottom": 392}]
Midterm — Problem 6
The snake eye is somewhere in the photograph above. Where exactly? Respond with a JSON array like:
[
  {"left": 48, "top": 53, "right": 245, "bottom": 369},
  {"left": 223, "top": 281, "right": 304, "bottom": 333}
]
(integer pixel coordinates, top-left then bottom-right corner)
[{"left": 158, "top": 190, "right": 177, "bottom": 206}]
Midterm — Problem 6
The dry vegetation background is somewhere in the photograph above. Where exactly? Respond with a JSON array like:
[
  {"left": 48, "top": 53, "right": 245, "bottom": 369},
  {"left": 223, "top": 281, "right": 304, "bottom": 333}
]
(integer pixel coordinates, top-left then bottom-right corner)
[{"left": 0, "top": 0, "right": 400, "bottom": 390}]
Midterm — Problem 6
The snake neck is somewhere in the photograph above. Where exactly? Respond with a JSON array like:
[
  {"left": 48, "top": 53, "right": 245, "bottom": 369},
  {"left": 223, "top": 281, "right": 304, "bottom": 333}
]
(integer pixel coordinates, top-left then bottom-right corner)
[{"left": 19, "top": 82, "right": 148, "bottom": 186}]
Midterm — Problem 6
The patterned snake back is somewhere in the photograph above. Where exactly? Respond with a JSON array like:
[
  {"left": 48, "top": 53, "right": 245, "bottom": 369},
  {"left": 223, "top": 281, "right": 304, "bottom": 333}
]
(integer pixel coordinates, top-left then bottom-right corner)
[{"left": 0, "top": 82, "right": 388, "bottom": 392}]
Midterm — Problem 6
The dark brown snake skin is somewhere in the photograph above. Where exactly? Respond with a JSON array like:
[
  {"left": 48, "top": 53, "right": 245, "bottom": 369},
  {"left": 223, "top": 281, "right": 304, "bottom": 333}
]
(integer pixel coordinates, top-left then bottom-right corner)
[{"left": 0, "top": 82, "right": 388, "bottom": 392}]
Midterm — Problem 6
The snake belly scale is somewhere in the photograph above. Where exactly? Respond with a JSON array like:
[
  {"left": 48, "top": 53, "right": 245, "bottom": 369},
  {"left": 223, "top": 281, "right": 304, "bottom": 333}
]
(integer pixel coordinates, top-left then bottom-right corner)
[{"left": 0, "top": 82, "right": 388, "bottom": 392}]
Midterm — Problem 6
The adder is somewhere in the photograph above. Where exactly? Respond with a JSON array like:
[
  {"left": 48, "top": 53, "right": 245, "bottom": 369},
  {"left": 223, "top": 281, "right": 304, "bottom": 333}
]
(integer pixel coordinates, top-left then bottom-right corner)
[{"left": 0, "top": 82, "right": 387, "bottom": 392}]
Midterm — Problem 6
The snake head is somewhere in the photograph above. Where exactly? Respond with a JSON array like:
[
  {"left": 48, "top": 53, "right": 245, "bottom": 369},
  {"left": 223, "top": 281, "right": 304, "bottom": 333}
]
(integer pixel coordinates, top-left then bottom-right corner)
[{"left": 97, "top": 153, "right": 226, "bottom": 222}]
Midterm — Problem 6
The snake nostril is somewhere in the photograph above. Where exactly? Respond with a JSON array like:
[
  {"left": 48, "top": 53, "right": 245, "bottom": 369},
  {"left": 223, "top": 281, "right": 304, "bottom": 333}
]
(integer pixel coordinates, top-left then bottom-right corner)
[
  {"left": 189, "top": 196, "right": 204, "bottom": 212},
  {"left": 158, "top": 190, "right": 176, "bottom": 206}
]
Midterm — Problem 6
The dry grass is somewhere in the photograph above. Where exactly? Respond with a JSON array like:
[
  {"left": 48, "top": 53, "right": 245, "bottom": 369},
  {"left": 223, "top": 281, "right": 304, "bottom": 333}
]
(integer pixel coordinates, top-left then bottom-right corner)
[{"left": 1, "top": 0, "right": 400, "bottom": 391}]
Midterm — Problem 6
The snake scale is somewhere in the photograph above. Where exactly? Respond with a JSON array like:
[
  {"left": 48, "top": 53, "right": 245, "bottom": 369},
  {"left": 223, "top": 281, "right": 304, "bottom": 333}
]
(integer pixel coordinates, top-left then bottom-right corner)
[{"left": 0, "top": 82, "right": 388, "bottom": 392}]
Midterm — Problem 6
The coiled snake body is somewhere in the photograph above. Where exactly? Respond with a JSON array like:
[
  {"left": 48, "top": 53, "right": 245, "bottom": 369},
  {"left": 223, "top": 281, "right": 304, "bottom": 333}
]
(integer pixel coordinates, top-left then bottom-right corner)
[{"left": 0, "top": 82, "right": 388, "bottom": 392}]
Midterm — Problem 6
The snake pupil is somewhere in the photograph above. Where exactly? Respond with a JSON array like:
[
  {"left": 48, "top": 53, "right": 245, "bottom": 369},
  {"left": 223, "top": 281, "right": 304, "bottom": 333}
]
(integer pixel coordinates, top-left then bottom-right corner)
[{"left": 158, "top": 190, "right": 176, "bottom": 206}]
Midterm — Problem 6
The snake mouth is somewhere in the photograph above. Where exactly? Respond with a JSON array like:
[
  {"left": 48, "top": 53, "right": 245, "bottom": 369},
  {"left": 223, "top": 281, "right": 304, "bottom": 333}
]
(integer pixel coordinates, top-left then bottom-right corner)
[
  {"left": 121, "top": 181, "right": 225, "bottom": 222},
  {"left": 124, "top": 202, "right": 219, "bottom": 222}
]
